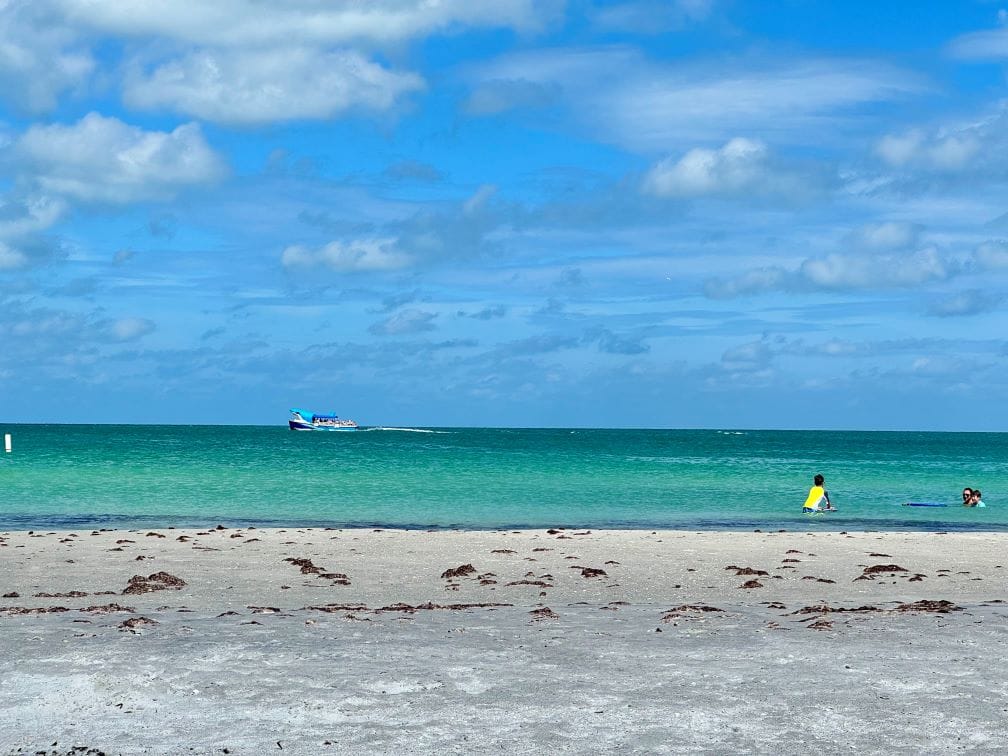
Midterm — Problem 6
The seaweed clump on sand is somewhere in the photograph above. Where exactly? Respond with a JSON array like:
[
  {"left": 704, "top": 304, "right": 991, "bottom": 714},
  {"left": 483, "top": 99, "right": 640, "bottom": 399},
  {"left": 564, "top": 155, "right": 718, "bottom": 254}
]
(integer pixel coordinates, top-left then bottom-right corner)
[
  {"left": 284, "top": 557, "right": 351, "bottom": 585},
  {"left": 440, "top": 564, "right": 476, "bottom": 579},
  {"left": 726, "top": 566, "right": 769, "bottom": 576},
  {"left": 895, "top": 600, "right": 960, "bottom": 613},
  {"left": 120, "top": 616, "right": 157, "bottom": 633},
  {"left": 122, "top": 572, "right": 186, "bottom": 595},
  {"left": 660, "top": 605, "right": 723, "bottom": 622},
  {"left": 854, "top": 564, "right": 908, "bottom": 582},
  {"left": 81, "top": 603, "right": 136, "bottom": 614},
  {"left": 529, "top": 607, "right": 559, "bottom": 621}
]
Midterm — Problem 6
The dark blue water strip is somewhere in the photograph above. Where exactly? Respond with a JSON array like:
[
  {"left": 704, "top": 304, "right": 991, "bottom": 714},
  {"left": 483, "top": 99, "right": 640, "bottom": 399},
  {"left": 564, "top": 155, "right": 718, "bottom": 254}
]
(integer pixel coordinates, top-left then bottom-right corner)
[{"left": 2, "top": 512, "right": 1006, "bottom": 533}]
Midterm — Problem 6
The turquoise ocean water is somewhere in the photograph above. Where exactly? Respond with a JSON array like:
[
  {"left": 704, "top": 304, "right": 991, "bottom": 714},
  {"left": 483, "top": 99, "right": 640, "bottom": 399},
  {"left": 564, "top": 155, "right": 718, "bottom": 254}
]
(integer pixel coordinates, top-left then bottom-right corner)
[{"left": 0, "top": 425, "right": 1006, "bottom": 532}]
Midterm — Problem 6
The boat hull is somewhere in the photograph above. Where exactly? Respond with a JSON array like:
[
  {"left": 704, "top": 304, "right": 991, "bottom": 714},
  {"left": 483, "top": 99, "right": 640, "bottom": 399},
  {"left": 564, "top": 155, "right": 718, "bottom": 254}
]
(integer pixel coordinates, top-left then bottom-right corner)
[{"left": 289, "top": 420, "right": 359, "bottom": 431}]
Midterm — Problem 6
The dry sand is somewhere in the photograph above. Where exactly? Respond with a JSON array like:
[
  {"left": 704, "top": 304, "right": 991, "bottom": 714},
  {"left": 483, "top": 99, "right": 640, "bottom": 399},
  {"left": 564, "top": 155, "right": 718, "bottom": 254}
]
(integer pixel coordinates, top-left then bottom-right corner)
[{"left": 1, "top": 526, "right": 1006, "bottom": 755}]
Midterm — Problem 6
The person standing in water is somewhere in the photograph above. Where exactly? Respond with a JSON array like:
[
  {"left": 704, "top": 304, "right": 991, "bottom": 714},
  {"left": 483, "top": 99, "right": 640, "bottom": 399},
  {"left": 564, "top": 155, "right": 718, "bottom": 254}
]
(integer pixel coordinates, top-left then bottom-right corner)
[{"left": 802, "top": 474, "right": 835, "bottom": 512}]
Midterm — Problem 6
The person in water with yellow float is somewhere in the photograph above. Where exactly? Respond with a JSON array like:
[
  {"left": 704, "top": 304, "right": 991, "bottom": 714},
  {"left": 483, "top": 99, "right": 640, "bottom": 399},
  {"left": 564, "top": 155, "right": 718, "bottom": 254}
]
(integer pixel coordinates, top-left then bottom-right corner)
[{"left": 803, "top": 473, "right": 836, "bottom": 513}]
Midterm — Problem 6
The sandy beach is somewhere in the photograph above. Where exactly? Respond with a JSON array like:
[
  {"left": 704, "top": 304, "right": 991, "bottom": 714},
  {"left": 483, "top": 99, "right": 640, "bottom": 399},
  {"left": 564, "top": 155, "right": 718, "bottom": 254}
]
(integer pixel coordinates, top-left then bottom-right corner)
[{"left": 1, "top": 526, "right": 1006, "bottom": 754}]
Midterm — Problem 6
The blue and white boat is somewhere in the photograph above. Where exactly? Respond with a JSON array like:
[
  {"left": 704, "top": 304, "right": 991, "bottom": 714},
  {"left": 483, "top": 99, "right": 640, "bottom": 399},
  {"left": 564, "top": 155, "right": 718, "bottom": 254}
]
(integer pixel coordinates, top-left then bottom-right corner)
[{"left": 289, "top": 409, "right": 359, "bottom": 431}]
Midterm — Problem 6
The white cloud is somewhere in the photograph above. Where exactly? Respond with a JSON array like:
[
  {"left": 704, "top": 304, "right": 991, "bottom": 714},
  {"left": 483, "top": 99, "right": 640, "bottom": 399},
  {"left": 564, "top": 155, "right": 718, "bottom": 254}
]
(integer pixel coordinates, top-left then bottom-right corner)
[
  {"left": 0, "top": 241, "right": 28, "bottom": 270},
  {"left": 1, "top": 1, "right": 558, "bottom": 123},
  {"left": 109, "top": 317, "right": 155, "bottom": 341},
  {"left": 123, "top": 47, "right": 425, "bottom": 124},
  {"left": 0, "top": 194, "right": 67, "bottom": 238},
  {"left": 721, "top": 339, "right": 774, "bottom": 366},
  {"left": 0, "top": 4, "right": 94, "bottom": 113},
  {"left": 0, "top": 193, "right": 67, "bottom": 268},
  {"left": 703, "top": 267, "right": 788, "bottom": 299},
  {"left": 973, "top": 241, "right": 1008, "bottom": 269},
  {"left": 705, "top": 243, "right": 959, "bottom": 298},
  {"left": 818, "top": 339, "right": 859, "bottom": 356},
  {"left": 643, "top": 138, "right": 809, "bottom": 198},
  {"left": 799, "top": 248, "right": 953, "bottom": 289},
  {"left": 7, "top": 309, "right": 81, "bottom": 337},
  {"left": 281, "top": 239, "right": 410, "bottom": 272},
  {"left": 368, "top": 308, "right": 438, "bottom": 336},
  {"left": 845, "top": 221, "right": 919, "bottom": 250},
  {"left": 467, "top": 49, "right": 922, "bottom": 151},
  {"left": 876, "top": 129, "right": 981, "bottom": 171},
  {"left": 464, "top": 184, "right": 498, "bottom": 214},
  {"left": 54, "top": 0, "right": 557, "bottom": 47},
  {"left": 15, "top": 112, "right": 226, "bottom": 203},
  {"left": 947, "top": 25, "right": 1008, "bottom": 59},
  {"left": 927, "top": 289, "right": 999, "bottom": 317},
  {"left": 871, "top": 105, "right": 1008, "bottom": 182}
]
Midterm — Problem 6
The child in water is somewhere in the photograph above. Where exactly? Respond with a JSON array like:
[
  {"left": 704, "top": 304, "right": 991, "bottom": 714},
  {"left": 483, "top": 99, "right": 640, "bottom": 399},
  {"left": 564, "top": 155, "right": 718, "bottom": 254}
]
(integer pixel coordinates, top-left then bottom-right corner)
[
  {"left": 802, "top": 474, "right": 835, "bottom": 512},
  {"left": 963, "top": 488, "right": 987, "bottom": 508}
]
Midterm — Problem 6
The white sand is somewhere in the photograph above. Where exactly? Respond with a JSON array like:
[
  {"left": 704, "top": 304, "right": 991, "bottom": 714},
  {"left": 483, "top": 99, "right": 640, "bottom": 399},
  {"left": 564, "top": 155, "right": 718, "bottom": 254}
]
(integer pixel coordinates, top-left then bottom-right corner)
[{"left": 1, "top": 527, "right": 1006, "bottom": 754}]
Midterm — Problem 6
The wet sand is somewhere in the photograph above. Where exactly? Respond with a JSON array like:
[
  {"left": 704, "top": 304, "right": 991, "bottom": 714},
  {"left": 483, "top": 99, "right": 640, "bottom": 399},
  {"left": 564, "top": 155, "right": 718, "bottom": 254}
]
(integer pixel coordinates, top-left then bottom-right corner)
[{"left": 1, "top": 527, "right": 1006, "bottom": 754}]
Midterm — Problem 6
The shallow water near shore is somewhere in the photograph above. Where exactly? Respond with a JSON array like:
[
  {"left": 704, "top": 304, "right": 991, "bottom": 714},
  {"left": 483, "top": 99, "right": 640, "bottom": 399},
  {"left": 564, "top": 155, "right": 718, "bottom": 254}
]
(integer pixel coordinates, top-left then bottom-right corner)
[{"left": 0, "top": 424, "right": 1006, "bottom": 531}]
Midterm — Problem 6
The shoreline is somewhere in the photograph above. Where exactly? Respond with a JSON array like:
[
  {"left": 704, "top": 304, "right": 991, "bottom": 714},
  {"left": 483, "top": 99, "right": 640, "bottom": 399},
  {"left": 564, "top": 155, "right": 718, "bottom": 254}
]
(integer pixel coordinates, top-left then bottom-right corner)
[
  {"left": 3, "top": 516, "right": 1007, "bottom": 534},
  {"left": 2, "top": 527, "right": 1006, "bottom": 753}
]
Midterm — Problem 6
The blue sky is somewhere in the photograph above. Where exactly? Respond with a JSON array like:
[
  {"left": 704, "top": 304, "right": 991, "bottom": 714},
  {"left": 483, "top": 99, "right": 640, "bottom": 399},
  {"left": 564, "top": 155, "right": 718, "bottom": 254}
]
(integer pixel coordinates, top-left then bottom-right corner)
[{"left": 3, "top": 1, "right": 1008, "bottom": 429}]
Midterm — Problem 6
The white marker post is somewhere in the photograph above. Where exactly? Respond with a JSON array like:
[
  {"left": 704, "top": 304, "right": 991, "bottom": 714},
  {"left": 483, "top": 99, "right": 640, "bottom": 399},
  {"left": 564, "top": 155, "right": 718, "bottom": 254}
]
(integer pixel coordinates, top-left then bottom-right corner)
[{"left": 4, "top": 433, "right": 10, "bottom": 453}]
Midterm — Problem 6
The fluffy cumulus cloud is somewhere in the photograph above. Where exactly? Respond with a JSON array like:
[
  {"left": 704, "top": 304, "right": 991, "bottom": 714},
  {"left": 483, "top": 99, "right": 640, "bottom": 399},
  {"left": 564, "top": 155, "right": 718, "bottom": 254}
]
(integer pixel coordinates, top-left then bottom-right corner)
[
  {"left": 643, "top": 138, "right": 810, "bottom": 198},
  {"left": 710, "top": 334, "right": 984, "bottom": 384},
  {"left": 5, "top": 0, "right": 559, "bottom": 124},
  {"left": 0, "top": 302, "right": 156, "bottom": 380},
  {"left": 281, "top": 239, "right": 410, "bottom": 273},
  {"left": 704, "top": 267, "right": 788, "bottom": 299},
  {"left": 0, "top": 195, "right": 67, "bottom": 270},
  {"left": 0, "top": 3, "right": 94, "bottom": 113},
  {"left": 704, "top": 226, "right": 961, "bottom": 298},
  {"left": 0, "top": 194, "right": 67, "bottom": 269},
  {"left": 123, "top": 48, "right": 425, "bottom": 125},
  {"left": 876, "top": 129, "right": 982, "bottom": 172},
  {"left": 0, "top": 194, "right": 67, "bottom": 238},
  {"left": 872, "top": 105, "right": 1008, "bottom": 179},
  {"left": 799, "top": 248, "right": 953, "bottom": 289},
  {"left": 15, "top": 113, "right": 226, "bottom": 203}
]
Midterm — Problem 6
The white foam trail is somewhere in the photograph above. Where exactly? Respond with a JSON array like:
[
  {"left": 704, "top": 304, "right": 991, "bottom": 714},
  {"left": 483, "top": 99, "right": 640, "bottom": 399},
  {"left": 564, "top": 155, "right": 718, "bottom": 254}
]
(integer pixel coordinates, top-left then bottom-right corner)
[{"left": 366, "top": 427, "right": 448, "bottom": 434}]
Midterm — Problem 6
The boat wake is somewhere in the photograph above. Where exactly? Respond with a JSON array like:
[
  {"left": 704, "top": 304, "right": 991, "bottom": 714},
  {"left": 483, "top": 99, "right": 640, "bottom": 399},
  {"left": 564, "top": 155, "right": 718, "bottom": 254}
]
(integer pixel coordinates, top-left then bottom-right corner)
[{"left": 366, "top": 426, "right": 448, "bottom": 434}]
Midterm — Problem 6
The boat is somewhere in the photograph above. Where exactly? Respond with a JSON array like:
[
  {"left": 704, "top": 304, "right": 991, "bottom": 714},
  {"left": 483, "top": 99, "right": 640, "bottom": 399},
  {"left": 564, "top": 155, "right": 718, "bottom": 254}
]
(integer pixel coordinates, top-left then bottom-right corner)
[{"left": 289, "top": 409, "right": 359, "bottom": 431}]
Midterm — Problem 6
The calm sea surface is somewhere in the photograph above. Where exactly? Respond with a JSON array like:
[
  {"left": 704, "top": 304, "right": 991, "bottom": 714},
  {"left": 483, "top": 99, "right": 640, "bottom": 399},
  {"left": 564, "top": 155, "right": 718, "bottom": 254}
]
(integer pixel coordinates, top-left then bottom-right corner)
[{"left": 0, "top": 425, "right": 1005, "bottom": 531}]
